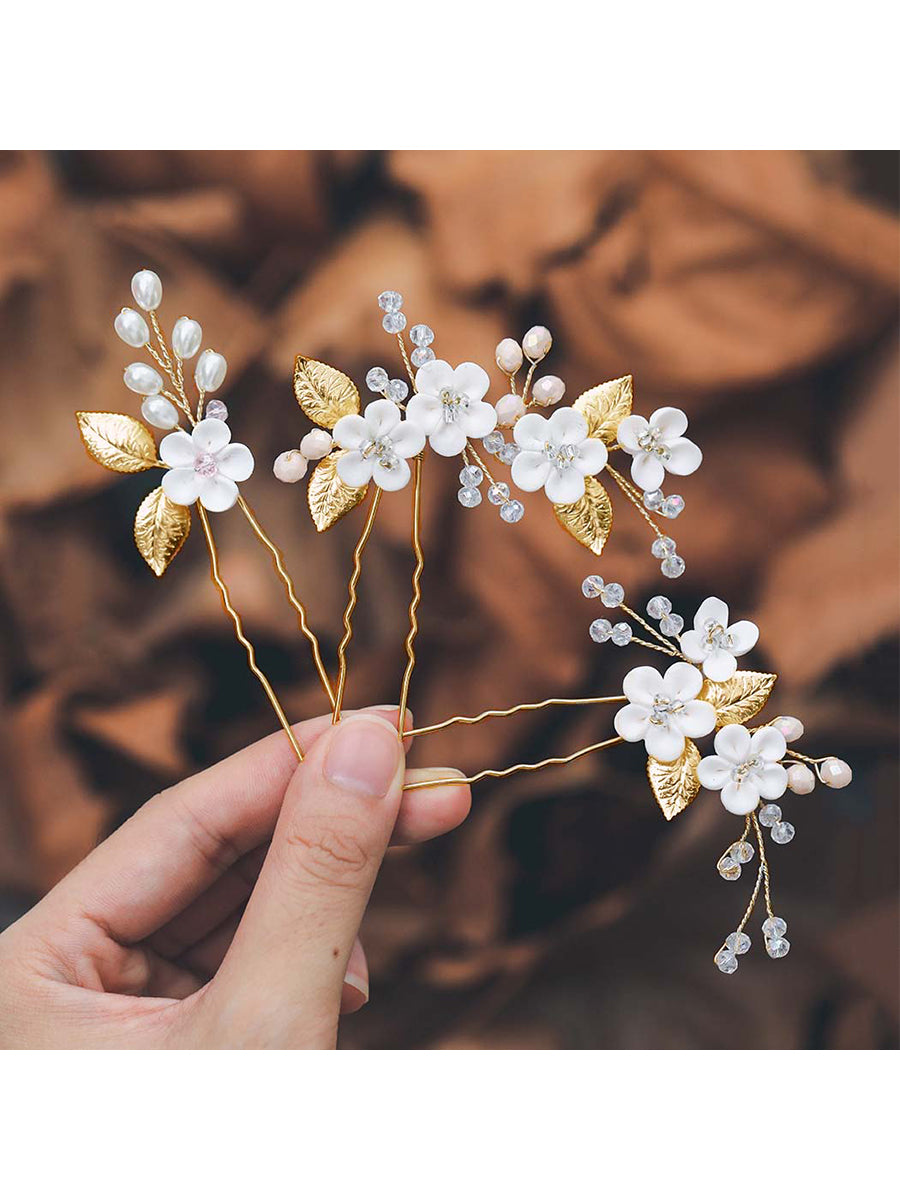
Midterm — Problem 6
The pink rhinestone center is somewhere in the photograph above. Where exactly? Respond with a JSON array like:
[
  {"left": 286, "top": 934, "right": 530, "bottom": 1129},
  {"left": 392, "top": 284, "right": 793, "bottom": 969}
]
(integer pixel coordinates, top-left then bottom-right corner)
[{"left": 194, "top": 451, "right": 218, "bottom": 478}]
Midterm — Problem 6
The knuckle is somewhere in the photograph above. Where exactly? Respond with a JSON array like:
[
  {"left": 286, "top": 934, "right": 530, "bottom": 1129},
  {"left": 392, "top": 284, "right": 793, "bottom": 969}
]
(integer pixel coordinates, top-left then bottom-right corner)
[{"left": 282, "top": 824, "right": 371, "bottom": 889}]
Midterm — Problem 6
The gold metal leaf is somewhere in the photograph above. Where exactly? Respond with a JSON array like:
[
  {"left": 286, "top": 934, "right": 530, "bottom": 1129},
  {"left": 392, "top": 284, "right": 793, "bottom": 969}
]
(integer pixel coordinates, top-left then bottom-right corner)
[
  {"left": 134, "top": 486, "right": 191, "bottom": 577},
  {"left": 700, "top": 670, "right": 779, "bottom": 728},
  {"left": 573, "top": 375, "right": 634, "bottom": 445},
  {"left": 76, "top": 411, "right": 158, "bottom": 473},
  {"left": 293, "top": 356, "right": 360, "bottom": 429},
  {"left": 308, "top": 450, "right": 368, "bottom": 532},
  {"left": 553, "top": 475, "right": 613, "bottom": 556},
  {"left": 647, "top": 739, "right": 701, "bottom": 820}
]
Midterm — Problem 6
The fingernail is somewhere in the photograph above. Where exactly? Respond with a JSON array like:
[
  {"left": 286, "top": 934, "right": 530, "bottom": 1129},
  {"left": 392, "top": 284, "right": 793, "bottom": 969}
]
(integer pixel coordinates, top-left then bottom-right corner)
[
  {"left": 343, "top": 972, "right": 369, "bottom": 1003},
  {"left": 324, "top": 715, "right": 401, "bottom": 798}
]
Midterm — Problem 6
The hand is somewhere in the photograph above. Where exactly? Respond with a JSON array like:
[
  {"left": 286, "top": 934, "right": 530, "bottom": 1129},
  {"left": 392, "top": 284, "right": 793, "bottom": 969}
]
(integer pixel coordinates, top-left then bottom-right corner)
[{"left": 0, "top": 707, "right": 469, "bottom": 1048}]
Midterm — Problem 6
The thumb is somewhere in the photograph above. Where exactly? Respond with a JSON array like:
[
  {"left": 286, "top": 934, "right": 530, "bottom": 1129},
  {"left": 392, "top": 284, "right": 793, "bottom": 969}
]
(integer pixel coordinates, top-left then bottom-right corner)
[{"left": 199, "top": 713, "right": 404, "bottom": 1047}]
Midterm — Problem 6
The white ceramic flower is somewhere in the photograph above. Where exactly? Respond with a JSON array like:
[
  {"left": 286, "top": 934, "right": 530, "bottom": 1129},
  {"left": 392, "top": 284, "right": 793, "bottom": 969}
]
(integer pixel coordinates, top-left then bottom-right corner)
[
  {"left": 510, "top": 408, "right": 609, "bottom": 504},
  {"left": 406, "top": 360, "right": 497, "bottom": 456},
  {"left": 614, "top": 662, "right": 716, "bottom": 763},
  {"left": 160, "top": 418, "right": 254, "bottom": 512},
  {"left": 332, "top": 399, "right": 426, "bottom": 492},
  {"left": 697, "top": 725, "right": 788, "bottom": 815},
  {"left": 679, "top": 596, "right": 759, "bottom": 683},
  {"left": 616, "top": 407, "right": 702, "bottom": 492}
]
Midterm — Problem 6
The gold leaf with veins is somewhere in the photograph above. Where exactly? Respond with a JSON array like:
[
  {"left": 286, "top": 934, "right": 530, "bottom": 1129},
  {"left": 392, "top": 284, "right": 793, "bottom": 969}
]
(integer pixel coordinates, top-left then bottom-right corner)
[
  {"left": 647, "top": 739, "right": 702, "bottom": 820},
  {"left": 308, "top": 450, "right": 368, "bottom": 532},
  {"left": 573, "top": 375, "right": 633, "bottom": 445},
  {"left": 553, "top": 475, "right": 613, "bottom": 555},
  {"left": 134, "top": 487, "right": 191, "bottom": 577},
  {"left": 700, "top": 670, "right": 778, "bottom": 728},
  {"left": 76, "top": 412, "right": 158, "bottom": 473},
  {"left": 293, "top": 356, "right": 360, "bottom": 429}
]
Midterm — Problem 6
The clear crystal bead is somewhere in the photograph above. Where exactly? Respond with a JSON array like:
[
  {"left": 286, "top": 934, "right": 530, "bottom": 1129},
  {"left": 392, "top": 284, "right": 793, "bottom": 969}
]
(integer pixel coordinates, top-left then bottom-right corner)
[
  {"left": 365, "top": 366, "right": 389, "bottom": 392},
  {"left": 459, "top": 465, "right": 483, "bottom": 488},
  {"left": 766, "top": 936, "right": 791, "bottom": 959},
  {"left": 771, "top": 820, "right": 795, "bottom": 845},
  {"left": 660, "top": 554, "right": 685, "bottom": 579},
  {"left": 204, "top": 399, "right": 228, "bottom": 421},
  {"left": 715, "top": 949, "right": 739, "bottom": 974},
  {"left": 487, "top": 482, "right": 510, "bottom": 505},
  {"left": 409, "top": 323, "right": 434, "bottom": 347},
  {"left": 457, "top": 486, "right": 482, "bottom": 508},
  {"left": 651, "top": 536, "right": 676, "bottom": 559},
  {"left": 717, "top": 854, "right": 741, "bottom": 881},
  {"left": 762, "top": 916, "right": 787, "bottom": 938},
  {"left": 387, "top": 378, "right": 409, "bottom": 402},
  {"left": 729, "top": 840, "right": 754, "bottom": 864},
  {"left": 659, "top": 613, "right": 684, "bottom": 636},
  {"left": 500, "top": 499, "right": 524, "bottom": 523},
  {"left": 758, "top": 804, "right": 782, "bottom": 828},
  {"left": 646, "top": 595, "right": 672, "bottom": 619},
  {"left": 601, "top": 582, "right": 625, "bottom": 608},
  {"left": 589, "top": 618, "right": 613, "bottom": 643},
  {"left": 725, "top": 931, "right": 751, "bottom": 955},
  {"left": 382, "top": 311, "right": 406, "bottom": 334},
  {"left": 582, "top": 575, "right": 604, "bottom": 598},
  {"left": 378, "top": 290, "right": 403, "bottom": 312},
  {"left": 611, "top": 622, "right": 632, "bottom": 646},
  {"left": 659, "top": 494, "right": 684, "bottom": 519},
  {"left": 643, "top": 489, "right": 664, "bottom": 511},
  {"left": 483, "top": 431, "right": 505, "bottom": 455},
  {"left": 497, "top": 442, "right": 519, "bottom": 464},
  {"left": 410, "top": 346, "right": 435, "bottom": 368}
]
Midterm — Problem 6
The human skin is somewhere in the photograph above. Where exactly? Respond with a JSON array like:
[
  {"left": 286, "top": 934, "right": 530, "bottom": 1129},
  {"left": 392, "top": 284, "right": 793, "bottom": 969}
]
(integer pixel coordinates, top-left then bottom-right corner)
[{"left": 0, "top": 707, "right": 470, "bottom": 1048}]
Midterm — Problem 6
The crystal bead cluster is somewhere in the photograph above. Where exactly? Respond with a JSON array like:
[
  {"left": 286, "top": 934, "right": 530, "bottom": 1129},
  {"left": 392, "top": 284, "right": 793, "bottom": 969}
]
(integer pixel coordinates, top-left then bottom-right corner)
[
  {"left": 643, "top": 489, "right": 685, "bottom": 520},
  {"left": 582, "top": 576, "right": 632, "bottom": 645},
  {"left": 714, "top": 930, "right": 751, "bottom": 974},
  {"left": 365, "top": 366, "right": 410, "bottom": 403},
  {"left": 648, "top": 533, "right": 685, "bottom": 579},
  {"left": 645, "top": 595, "right": 684, "bottom": 637},
  {"left": 717, "top": 837, "right": 754, "bottom": 881},
  {"left": 759, "top": 803, "right": 795, "bottom": 845},
  {"left": 492, "top": 328, "right": 564, "bottom": 427},
  {"left": 456, "top": 467, "right": 524, "bottom": 523},
  {"left": 378, "top": 290, "right": 406, "bottom": 335},
  {"left": 762, "top": 915, "right": 791, "bottom": 958},
  {"left": 408, "top": 323, "right": 436, "bottom": 369}
]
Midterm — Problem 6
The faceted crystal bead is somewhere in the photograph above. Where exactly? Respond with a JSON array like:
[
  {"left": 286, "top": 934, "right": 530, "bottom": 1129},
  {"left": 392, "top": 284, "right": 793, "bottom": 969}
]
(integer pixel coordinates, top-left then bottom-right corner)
[
  {"left": 495, "top": 338, "right": 523, "bottom": 374},
  {"left": 660, "top": 614, "right": 684, "bottom": 636},
  {"left": 500, "top": 499, "right": 524, "bottom": 523},
  {"left": 387, "top": 378, "right": 409, "bottom": 402},
  {"left": 497, "top": 442, "right": 519, "bottom": 465},
  {"left": 772, "top": 715, "right": 804, "bottom": 742},
  {"left": 659, "top": 494, "right": 685, "bottom": 519},
  {"left": 771, "top": 821, "right": 795, "bottom": 845},
  {"left": 642, "top": 489, "right": 664, "bottom": 511},
  {"left": 411, "top": 347, "right": 435, "bottom": 368},
  {"left": 366, "top": 366, "right": 389, "bottom": 393},
  {"left": 611, "top": 622, "right": 633, "bottom": 647},
  {"left": 758, "top": 804, "right": 782, "bottom": 827},
  {"left": 582, "top": 575, "right": 604, "bottom": 598},
  {"left": 600, "top": 582, "right": 625, "bottom": 607},
  {"left": 714, "top": 949, "right": 739, "bottom": 974},
  {"left": 194, "top": 452, "right": 218, "bottom": 478},
  {"left": 459, "top": 465, "right": 483, "bottom": 488},
  {"left": 487, "top": 482, "right": 510, "bottom": 505},
  {"left": 787, "top": 763, "right": 816, "bottom": 794},
  {"left": 457, "top": 486, "right": 482, "bottom": 508},
  {"left": 820, "top": 758, "right": 853, "bottom": 789},
  {"left": 660, "top": 555, "right": 685, "bottom": 579},
  {"left": 717, "top": 854, "right": 741, "bottom": 881},
  {"left": 273, "top": 450, "right": 308, "bottom": 483},
  {"left": 646, "top": 595, "right": 672, "bottom": 619},
  {"left": 483, "top": 431, "right": 505, "bottom": 455},
  {"left": 382, "top": 312, "right": 406, "bottom": 334},
  {"left": 378, "top": 290, "right": 403, "bottom": 312},
  {"left": 409, "top": 323, "right": 434, "bottom": 347},
  {"left": 729, "top": 840, "right": 754, "bottom": 864},
  {"left": 589, "top": 619, "right": 613, "bottom": 643},
  {"left": 651, "top": 536, "right": 676, "bottom": 559},
  {"left": 204, "top": 399, "right": 228, "bottom": 421},
  {"left": 762, "top": 916, "right": 787, "bottom": 939},
  {"left": 766, "top": 936, "right": 791, "bottom": 959},
  {"left": 725, "top": 931, "right": 751, "bottom": 955},
  {"left": 300, "top": 429, "right": 333, "bottom": 460}
]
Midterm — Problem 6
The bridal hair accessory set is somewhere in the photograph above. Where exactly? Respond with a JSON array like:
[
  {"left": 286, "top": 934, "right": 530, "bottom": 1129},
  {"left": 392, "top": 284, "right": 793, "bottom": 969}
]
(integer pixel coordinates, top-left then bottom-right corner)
[{"left": 76, "top": 270, "right": 854, "bottom": 977}]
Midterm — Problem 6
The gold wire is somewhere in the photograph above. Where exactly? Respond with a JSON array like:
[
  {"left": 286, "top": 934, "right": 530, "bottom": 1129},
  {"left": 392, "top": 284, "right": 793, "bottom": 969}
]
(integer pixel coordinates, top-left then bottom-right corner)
[
  {"left": 403, "top": 735, "right": 625, "bottom": 791},
  {"left": 407, "top": 694, "right": 626, "bottom": 739},
  {"left": 396, "top": 333, "right": 416, "bottom": 387},
  {"left": 520, "top": 358, "right": 538, "bottom": 405},
  {"left": 753, "top": 812, "right": 774, "bottom": 919},
  {"left": 466, "top": 440, "right": 497, "bottom": 487},
  {"left": 147, "top": 313, "right": 195, "bottom": 424},
  {"left": 606, "top": 464, "right": 666, "bottom": 541},
  {"left": 236, "top": 497, "right": 335, "bottom": 707},
  {"left": 196, "top": 502, "right": 303, "bottom": 762},
  {"left": 618, "top": 604, "right": 683, "bottom": 658},
  {"left": 507, "top": 371, "right": 519, "bottom": 397},
  {"left": 332, "top": 486, "right": 383, "bottom": 722},
  {"left": 398, "top": 455, "right": 425, "bottom": 738}
]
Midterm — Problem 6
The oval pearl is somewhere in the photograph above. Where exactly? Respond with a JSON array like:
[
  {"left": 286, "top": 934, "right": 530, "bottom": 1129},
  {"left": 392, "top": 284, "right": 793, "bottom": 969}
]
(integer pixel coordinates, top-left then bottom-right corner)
[
  {"left": 124, "top": 362, "right": 163, "bottom": 395},
  {"left": 114, "top": 307, "right": 150, "bottom": 348},
  {"left": 172, "top": 316, "right": 202, "bottom": 359},
  {"left": 273, "top": 450, "right": 308, "bottom": 483},
  {"left": 495, "top": 393, "right": 526, "bottom": 427},
  {"left": 131, "top": 269, "right": 162, "bottom": 311},
  {"left": 141, "top": 395, "right": 180, "bottom": 430},
  {"left": 495, "top": 338, "right": 523, "bottom": 374},
  {"left": 300, "top": 429, "right": 333, "bottom": 460},
  {"left": 195, "top": 349, "right": 227, "bottom": 392},
  {"left": 522, "top": 325, "right": 552, "bottom": 361},
  {"left": 772, "top": 715, "right": 804, "bottom": 743},
  {"left": 531, "top": 375, "right": 566, "bottom": 406},
  {"left": 786, "top": 763, "right": 816, "bottom": 795},
  {"left": 820, "top": 758, "right": 853, "bottom": 789}
]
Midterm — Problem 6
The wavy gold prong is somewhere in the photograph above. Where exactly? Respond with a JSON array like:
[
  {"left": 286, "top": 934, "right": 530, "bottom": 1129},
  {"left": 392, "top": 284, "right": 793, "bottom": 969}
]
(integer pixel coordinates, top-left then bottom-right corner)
[
  {"left": 407, "top": 694, "right": 627, "bottom": 739},
  {"left": 402, "top": 736, "right": 624, "bottom": 791},
  {"left": 332, "top": 486, "right": 383, "bottom": 722}
]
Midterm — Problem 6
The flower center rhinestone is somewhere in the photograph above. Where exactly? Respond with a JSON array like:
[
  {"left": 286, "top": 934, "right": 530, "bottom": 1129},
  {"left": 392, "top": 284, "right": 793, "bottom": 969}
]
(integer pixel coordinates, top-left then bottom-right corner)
[
  {"left": 362, "top": 436, "right": 400, "bottom": 471},
  {"left": 731, "top": 756, "right": 761, "bottom": 784},
  {"left": 637, "top": 428, "right": 671, "bottom": 460},
  {"left": 704, "top": 619, "right": 734, "bottom": 649},
  {"left": 194, "top": 451, "right": 219, "bottom": 478},
  {"left": 543, "top": 440, "right": 579, "bottom": 470},
  {"left": 648, "top": 694, "right": 684, "bottom": 727},
  {"left": 439, "top": 388, "right": 468, "bottom": 423}
]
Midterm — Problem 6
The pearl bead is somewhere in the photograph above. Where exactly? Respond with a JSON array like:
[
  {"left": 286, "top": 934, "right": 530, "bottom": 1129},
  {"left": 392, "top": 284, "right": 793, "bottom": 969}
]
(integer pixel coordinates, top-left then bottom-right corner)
[
  {"left": 124, "top": 362, "right": 163, "bottom": 395},
  {"left": 786, "top": 763, "right": 816, "bottom": 795},
  {"left": 531, "top": 375, "right": 566, "bottom": 406},
  {"left": 141, "top": 396, "right": 179, "bottom": 430},
  {"left": 522, "top": 325, "right": 552, "bottom": 361},
  {"left": 172, "top": 316, "right": 202, "bottom": 359},
  {"left": 495, "top": 393, "right": 526, "bottom": 427},
  {"left": 131, "top": 269, "right": 162, "bottom": 311},
  {"left": 772, "top": 715, "right": 804, "bottom": 743},
  {"left": 195, "top": 349, "right": 227, "bottom": 392},
  {"left": 114, "top": 308, "right": 149, "bottom": 348},
  {"left": 495, "top": 338, "right": 523, "bottom": 374},
  {"left": 300, "top": 429, "right": 333, "bottom": 460},
  {"left": 273, "top": 450, "right": 308, "bottom": 483},
  {"left": 820, "top": 758, "right": 853, "bottom": 789}
]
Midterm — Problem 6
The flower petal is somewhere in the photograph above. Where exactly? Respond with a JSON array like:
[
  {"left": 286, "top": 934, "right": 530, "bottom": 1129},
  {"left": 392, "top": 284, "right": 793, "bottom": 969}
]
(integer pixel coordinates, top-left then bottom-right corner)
[
  {"left": 573, "top": 438, "right": 608, "bottom": 476},
  {"left": 614, "top": 704, "right": 651, "bottom": 743},
  {"left": 546, "top": 406, "right": 588, "bottom": 445},
  {"left": 332, "top": 414, "right": 369, "bottom": 450},
  {"left": 406, "top": 393, "right": 443, "bottom": 435},
  {"left": 513, "top": 412, "right": 549, "bottom": 451},
  {"left": 750, "top": 726, "right": 787, "bottom": 763},
  {"left": 390, "top": 421, "right": 426, "bottom": 458},
  {"left": 428, "top": 422, "right": 468, "bottom": 456},
  {"left": 616, "top": 414, "right": 648, "bottom": 454},
  {"left": 649, "top": 406, "right": 688, "bottom": 439},
  {"left": 721, "top": 779, "right": 760, "bottom": 815},
  {"left": 451, "top": 361, "right": 490, "bottom": 403},
  {"left": 697, "top": 755, "right": 731, "bottom": 791},
  {"left": 373, "top": 456, "right": 411, "bottom": 492},
  {"left": 336, "top": 450, "right": 373, "bottom": 487},
  {"left": 679, "top": 630, "right": 707, "bottom": 663},
  {"left": 727, "top": 620, "right": 759, "bottom": 655},
  {"left": 199, "top": 474, "right": 238, "bottom": 512},
  {"left": 664, "top": 436, "right": 702, "bottom": 476},
  {"left": 630, "top": 452, "right": 665, "bottom": 491},
  {"left": 462, "top": 399, "right": 498, "bottom": 439},
  {"left": 622, "top": 665, "right": 665, "bottom": 706},
  {"left": 663, "top": 661, "right": 704, "bottom": 701},
  {"left": 703, "top": 648, "right": 738, "bottom": 682},
  {"left": 161, "top": 467, "right": 201, "bottom": 505},
  {"left": 414, "top": 359, "right": 454, "bottom": 396},
  {"left": 192, "top": 418, "right": 231, "bottom": 454},
  {"left": 511, "top": 451, "right": 551, "bottom": 492},
  {"left": 714, "top": 724, "right": 752, "bottom": 764},
  {"left": 363, "top": 398, "right": 402, "bottom": 436},
  {"left": 544, "top": 466, "right": 585, "bottom": 504},
  {"left": 694, "top": 596, "right": 729, "bottom": 631},
  {"left": 675, "top": 699, "right": 716, "bottom": 738},
  {"left": 159, "top": 429, "right": 196, "bottom": 469},
  {"left": 216, "top": 443, "right": 254, "bottom": 482},
  {"left": 757, "top": 763, "right": 788, "bottom": 800},
  {"left": 645, "top": 725, "right": 685, "bottom": 763}
]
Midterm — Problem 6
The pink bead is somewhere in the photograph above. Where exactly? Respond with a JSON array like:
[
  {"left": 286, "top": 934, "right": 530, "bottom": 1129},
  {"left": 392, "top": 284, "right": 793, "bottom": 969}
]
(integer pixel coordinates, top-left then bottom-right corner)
[
  {"left": 300, "top": 429, "right": 333, "bottom": 460},
  {"left": 820, "top": 758, "right": 852, "bottom": 789},
  {"left": 772, "top": 715, "right": 804, "bottom": 742},
  {"left": 194, "top": 452, "right": 218, "bottom": 478},
  {"left": 273, "top": 450, "right": 308, "bottom": 483},
  {"left": 531, "top": 375, "right": 566, "bottom": 407},
  {"left": 495, "top": 338, "right": 523, "bottom": 374},
  {"left": 522, "top": 325, "right": 552, "bottom": 360},
  {"left": 495, "top": 393, "right": 526, "bottom": 427},
  {"left": 787, "top": 763, "right": 815, "bottom": 794}
]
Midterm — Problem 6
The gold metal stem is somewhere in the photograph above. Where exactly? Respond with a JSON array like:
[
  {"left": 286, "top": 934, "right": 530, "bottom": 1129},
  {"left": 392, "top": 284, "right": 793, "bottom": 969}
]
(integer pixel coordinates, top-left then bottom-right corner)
[
  {"left": 407, "top": 694, "right": 626, "bottom": 739},
  {"left": 753, "top": 812, "right": 774, "bottom": 919},
  {"left": 521, "top": 358, "right": 538, "bottom": 405},
  {"left": 620, "top": 603, "right": 682, "bottom": 657},
  {"left": 396, "top": 333, "right": 416, "bottom": 387},
  {"left": 398, "top": 455, "right": 425, "bottom": 738},
  {"left": 403, "top": 736, "right": 624, "bottom": 791},
  {"left": 466, "top": 440, "right": 497, "bottom": 487},
  {"left": 332, "top": 486, "right": 383, "bottom": 722},
  {"left": 607, "top": 464, "right": 666, "bottom": 541},
  {"left": 196, "top": 502, "right": 303, "bottom": 762},
  {"left": 236, "top": 497, "right": 335, "bottom": 708}
]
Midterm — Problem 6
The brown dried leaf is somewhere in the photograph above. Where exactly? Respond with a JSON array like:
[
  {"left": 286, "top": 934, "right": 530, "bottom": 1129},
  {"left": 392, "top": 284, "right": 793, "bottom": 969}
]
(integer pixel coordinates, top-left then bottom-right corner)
[
  {"left": 293, "top": 355, "right": 360, "bottom": 429},
  {"left": 700, "top": 670, "right": 778, "bottom": 728},
  {"left": 308, "top": 450, "right": 368, "bottom": 532},
  {"left": 553, "top": 476, "right": 613, "bottom": 556},
  {"left": 647, "top": 739, "right": 701, "bottom": 820},
  {"left": 134, "top": 486, "right": 191, "bottom": 577},
  {"left": 573, "top": 375, "right": 633, "bottom": 445},
  {"left": 76, "top": 412, "right": 158, "bottom": 473}
]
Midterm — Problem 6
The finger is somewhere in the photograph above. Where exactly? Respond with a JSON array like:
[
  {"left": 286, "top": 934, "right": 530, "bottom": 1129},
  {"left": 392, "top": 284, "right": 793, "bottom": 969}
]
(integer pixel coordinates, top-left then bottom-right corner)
[
  {"left": 392, "top": 768, "right": 470, "bottom": 844},
  {"left": 201, "top": 713, "right": 404, "bottom": 1045}
]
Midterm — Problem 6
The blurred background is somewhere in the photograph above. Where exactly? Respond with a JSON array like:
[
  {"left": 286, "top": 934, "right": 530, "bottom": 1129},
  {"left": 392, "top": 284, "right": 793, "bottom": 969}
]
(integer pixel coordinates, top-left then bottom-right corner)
[{"left": 0, "top": 150, "right": 897, "bottom": 1049}]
